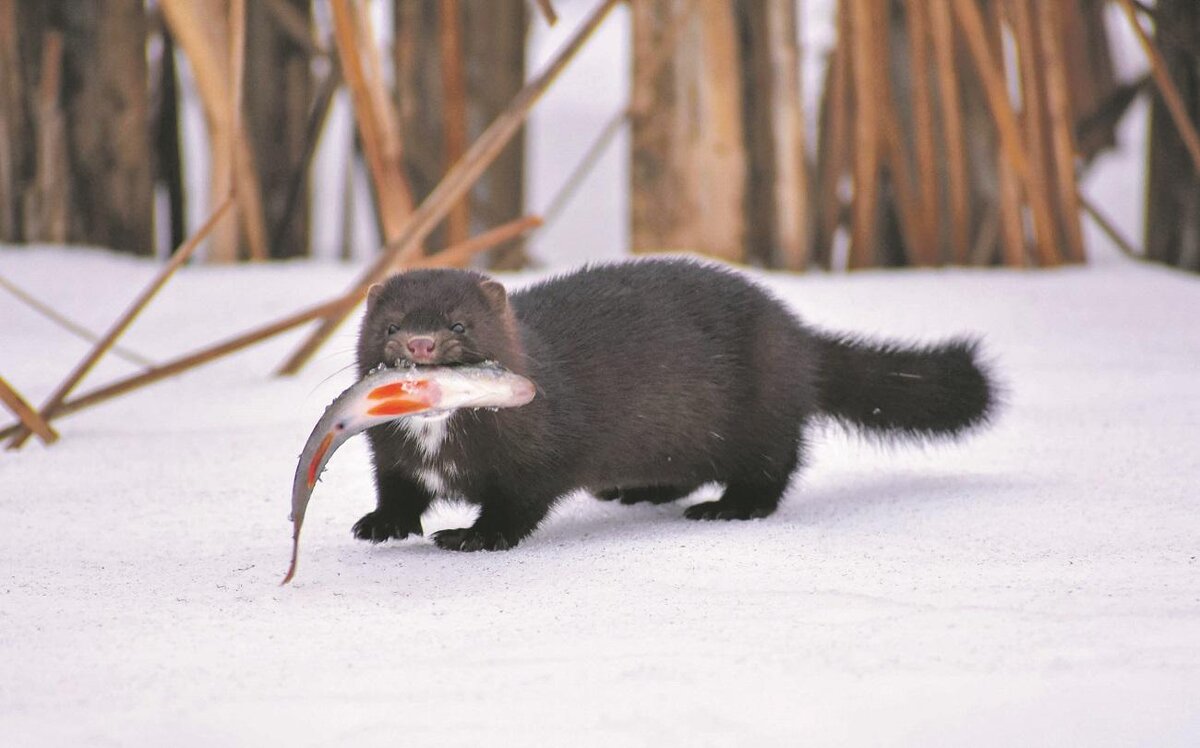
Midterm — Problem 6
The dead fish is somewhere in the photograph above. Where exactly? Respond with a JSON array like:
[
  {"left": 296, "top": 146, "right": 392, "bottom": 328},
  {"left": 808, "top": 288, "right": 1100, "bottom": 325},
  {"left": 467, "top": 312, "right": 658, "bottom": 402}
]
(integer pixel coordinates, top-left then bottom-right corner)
[{"left": 282, "top": 362, "right": 536, "bottom": 584}]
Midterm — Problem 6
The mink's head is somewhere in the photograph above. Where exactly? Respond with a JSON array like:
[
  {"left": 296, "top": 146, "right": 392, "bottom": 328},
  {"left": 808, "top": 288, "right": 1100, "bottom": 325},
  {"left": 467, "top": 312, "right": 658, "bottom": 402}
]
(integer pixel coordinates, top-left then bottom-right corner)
[{"left": 357, "top": 269, "right": 519, "bottom": 374}]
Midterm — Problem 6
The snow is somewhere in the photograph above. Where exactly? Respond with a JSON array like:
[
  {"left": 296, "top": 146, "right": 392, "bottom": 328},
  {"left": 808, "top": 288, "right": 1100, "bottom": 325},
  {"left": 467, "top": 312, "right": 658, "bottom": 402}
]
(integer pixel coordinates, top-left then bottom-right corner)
[
  {"left": 1, "top": 2, "right": 1195, "bottom": 743},
  {"left": 2, "top": 246, "right": 1198, "bottom": 746}
]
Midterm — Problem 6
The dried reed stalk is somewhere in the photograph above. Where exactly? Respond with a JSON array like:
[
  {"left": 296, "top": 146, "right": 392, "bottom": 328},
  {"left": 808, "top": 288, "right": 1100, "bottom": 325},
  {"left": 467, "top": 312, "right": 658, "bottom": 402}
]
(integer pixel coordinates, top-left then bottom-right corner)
[
  {"left": 906, "top": 0, "right": 939, "bottom": 258},
  {"left": 0, "top": 376, "right": 57, "bottom": 446},
  {"left": 814, "top": 2, "right": 851, "bottom": 268},
  {"left": 1079, "top": 191, "right": 1140, "bottom": 259},
  {"left": 534, "top": 0, "right": 559, "bottom": 26},
  {"left": 32, "top": 31, "right": 68, "bottom": 243},
  {"left": 929, "top": 0, "right": 969, "bottom": 261},
  {"left": 764, "top": 0, "right": 811, "bottom": 270},
  {"left": 1115, "top": 0, "right": 1200, "bottom": 172},
  {"left": 1008, "top": 0, "right": 1058, "bottom": 265},
  {"left": 848, "top": 0, "right": 881, "bottom": 269},
  {"left": 440, "top": 0, "right": 470, "bottom": 247},
  {"left": 1036, "top": 0, "right": 1086, "bottom": 263}
]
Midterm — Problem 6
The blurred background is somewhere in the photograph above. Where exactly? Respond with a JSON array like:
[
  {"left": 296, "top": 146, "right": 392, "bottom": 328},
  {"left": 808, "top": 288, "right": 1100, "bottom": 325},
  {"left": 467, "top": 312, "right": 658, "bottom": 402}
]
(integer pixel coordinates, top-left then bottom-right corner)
[{"left": 0, "top": 0, "right": 1195, "bottom": 272}]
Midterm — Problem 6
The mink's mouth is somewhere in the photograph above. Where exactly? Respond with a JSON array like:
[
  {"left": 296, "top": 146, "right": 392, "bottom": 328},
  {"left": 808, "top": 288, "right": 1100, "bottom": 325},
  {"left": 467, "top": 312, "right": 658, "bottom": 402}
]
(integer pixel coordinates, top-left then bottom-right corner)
[{"left": 387, "top": 357, "right": 468, "bottom": 369}]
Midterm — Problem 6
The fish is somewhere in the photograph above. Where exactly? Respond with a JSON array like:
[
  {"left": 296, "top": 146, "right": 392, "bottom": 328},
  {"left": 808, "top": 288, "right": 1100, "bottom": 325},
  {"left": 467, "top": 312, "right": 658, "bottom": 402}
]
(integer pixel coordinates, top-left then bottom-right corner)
[{"left": 282, "top": 362, "right": 536, "bottom": 584}]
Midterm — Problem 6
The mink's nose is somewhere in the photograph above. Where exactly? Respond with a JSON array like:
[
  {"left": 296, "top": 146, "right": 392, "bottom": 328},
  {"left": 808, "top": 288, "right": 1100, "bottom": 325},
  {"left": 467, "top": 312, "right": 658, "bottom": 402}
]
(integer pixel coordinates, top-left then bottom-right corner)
[{"left": 406, "top": 336, "right": 436, "bottom": 359}]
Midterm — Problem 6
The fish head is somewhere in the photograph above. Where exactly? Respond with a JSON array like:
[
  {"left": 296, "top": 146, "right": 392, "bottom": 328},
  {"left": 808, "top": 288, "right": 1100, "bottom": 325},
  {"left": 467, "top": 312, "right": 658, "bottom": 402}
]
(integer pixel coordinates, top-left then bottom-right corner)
[{"left": 434, "top": 365, "right": 537, "bottom": 409}]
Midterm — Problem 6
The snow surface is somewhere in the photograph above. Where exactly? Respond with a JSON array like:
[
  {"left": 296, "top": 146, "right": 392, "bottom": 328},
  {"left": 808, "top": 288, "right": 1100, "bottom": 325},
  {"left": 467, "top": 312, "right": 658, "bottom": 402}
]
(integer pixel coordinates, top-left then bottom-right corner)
[{"left": 2, "top": 246, "right": 1198, "bottom": 746}]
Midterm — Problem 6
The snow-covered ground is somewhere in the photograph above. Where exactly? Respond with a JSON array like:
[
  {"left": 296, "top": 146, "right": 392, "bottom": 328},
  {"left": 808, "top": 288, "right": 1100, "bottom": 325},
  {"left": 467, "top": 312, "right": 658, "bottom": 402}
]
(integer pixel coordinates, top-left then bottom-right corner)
[{"left": 1, "top": 246, "right": 1198, "bottom": 746}]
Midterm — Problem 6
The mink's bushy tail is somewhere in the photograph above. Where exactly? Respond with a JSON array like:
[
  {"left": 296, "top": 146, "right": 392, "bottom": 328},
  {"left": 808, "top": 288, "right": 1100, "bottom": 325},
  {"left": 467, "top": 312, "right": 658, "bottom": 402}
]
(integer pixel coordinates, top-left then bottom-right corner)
[{"left": 814, "top": 333, "right": 996, "bottom": 440}]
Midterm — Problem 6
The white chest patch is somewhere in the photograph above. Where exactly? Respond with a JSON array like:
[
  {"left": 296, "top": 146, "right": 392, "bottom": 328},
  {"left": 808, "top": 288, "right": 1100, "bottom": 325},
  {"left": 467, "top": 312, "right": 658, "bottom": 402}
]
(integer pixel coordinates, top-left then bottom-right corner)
[
  {"left": 403, "top": 412, "right": 452, "bottom": 460},
  {"left": 403, "top": 413, "right": 457, "bottom": 496}
]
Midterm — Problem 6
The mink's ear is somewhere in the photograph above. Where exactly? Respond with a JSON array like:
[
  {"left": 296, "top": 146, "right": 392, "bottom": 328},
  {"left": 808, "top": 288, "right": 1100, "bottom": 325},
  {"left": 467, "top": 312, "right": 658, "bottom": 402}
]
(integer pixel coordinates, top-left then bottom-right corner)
[
  {"left": 480, "top": 279, "right": 507, "bottom": 309},
  {"left": 366, "top": 283, "right": 384, "bottom": 310}
]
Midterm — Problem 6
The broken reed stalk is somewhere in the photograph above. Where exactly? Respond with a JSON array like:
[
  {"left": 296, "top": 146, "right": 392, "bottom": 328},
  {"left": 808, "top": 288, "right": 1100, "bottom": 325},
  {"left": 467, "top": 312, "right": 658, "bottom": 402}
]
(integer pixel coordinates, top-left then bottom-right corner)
[
  {"left": 1115, "top": 0, "right": 1200, "bottom": 173},
  {"left": 0, "top": 273, "right": 154, "bottom": 368},
  {"left": 1035, "top": 0, "right": 1086, "bottom": 264},
  {"left": 929, "top": 0, "right": 970, "bottom": 261},
  {"left": 230, "top": 0, "right": 245, "bottom": 187},
  {"left": 814, "top": 2, "right": 851, "bottom": 268},
  {"left": 275, "top": 0, "right": 623, "bottom": 377},
  {"left": 1078, "top": 191, "right": 1140, "bottom": 259},
  {"left": 763, "top": 0, "right": 811, "bottom": 271},
  {"left": 995, "top": 130, "right": 1026, "bottom": 266},
  {"left": 6, "top": 198, "right": 234, "bottom": 449},
  {"left": 439, "top": 0, "right": 470, "bottom": 247},
  {"left": 329, "top": 0, "right": 413, "bottom": 241},
  {"left": 880, "top": 112, "right": 927, "bottom": 264},
  {"left": 1007, "top": 0, "right": 1056, "bottom": 266},
  {"left": 271, "top": 61, "right": 342, "bottom": 256},
  {"left": 262, "top": 0, "right": 326, "bottom": 57},
  {"left": 906, "top": 0, "right": 939, "bottom": 257},
  {"left": 534, "top": 0, "right": 558, "bottom": 26},
  {"left": 159, "top": 0, "right": 268, "bottom": 262},
  {"left": 870, "top": 5, "right": 924, "bottom": 266},
  {"left": 410, "top": 215, "right": 544, "bottom": 269},
  {"left": 848, "top": 0, "right": 881, "bottom": 269},
  {"left": 0, "top": 376, "right": 57, "bottom": 446},
  {"left": 33, "top": 31, "right": 67, "bottom": 243}
]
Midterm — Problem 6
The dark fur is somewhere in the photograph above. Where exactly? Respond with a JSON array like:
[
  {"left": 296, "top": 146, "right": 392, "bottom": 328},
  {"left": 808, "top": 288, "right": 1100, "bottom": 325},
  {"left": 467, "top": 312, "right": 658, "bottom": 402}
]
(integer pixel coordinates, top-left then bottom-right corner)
[{"left": 354, "top": 258, "right": 996, "bottom": 551}]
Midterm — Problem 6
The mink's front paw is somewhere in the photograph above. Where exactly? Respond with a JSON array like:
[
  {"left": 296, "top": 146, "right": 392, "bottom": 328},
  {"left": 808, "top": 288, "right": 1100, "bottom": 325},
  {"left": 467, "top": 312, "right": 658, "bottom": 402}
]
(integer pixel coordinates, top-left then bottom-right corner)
[
  {"left": 431, "top": 527, "right": 514, "bottom": 552},
  {"left": 683, "top": 500, "right": 773, "bottom": 521},
  {"left": 352, "top": 510, "right": 422, "bottom": 543}
]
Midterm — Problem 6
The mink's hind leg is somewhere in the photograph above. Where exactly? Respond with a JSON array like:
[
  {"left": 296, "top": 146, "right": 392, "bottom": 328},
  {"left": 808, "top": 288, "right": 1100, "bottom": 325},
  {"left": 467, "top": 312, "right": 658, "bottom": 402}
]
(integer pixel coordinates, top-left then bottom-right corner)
[
  {"left": 684, "top": 434, "right": 803, "bottom": 521},
  {"left": 352, "top": 469, "right": 433, "bottom": 543},
  {"left": 432, "top": 489, "right": 553, "bottom": 552},
  {"left": 594, "top": 485, "right": 700, "bottom": 505}
]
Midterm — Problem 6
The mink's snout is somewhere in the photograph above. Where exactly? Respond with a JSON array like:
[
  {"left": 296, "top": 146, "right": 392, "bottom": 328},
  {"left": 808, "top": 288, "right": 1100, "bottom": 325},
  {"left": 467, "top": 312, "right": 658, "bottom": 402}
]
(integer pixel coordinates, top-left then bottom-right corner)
[
  {"left": 384, "top": 334, "right": 438, "bottom": 365},
  {"left": 406, "top": 336, "right": 436, "bottom": 361}
]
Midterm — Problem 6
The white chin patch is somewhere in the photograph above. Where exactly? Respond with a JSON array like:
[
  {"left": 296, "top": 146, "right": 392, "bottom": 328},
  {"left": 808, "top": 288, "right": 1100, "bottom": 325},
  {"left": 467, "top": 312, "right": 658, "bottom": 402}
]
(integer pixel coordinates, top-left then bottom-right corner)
[{"left": 410, "top": 411, "right": 452, "bottom": 424}]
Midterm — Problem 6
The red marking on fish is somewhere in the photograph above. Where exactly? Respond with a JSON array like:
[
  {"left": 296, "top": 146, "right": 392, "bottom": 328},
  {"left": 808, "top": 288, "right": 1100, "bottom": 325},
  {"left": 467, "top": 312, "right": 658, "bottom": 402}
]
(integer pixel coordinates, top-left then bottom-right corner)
[
  {"left": 366, "top": 397, "right": 429, "bottom": 416},
  {"left": 368, "top": 380, "right": 430, "bottom": 400},
  {"left": 307, "top": 432, "right": 334, "bottom": 489}
]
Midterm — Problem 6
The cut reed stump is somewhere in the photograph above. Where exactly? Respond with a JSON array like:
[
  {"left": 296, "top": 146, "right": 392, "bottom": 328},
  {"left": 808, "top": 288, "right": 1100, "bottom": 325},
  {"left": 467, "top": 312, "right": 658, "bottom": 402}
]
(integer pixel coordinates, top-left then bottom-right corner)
[
  {"left": 245, "top": 0, "right": 314, "bottom": 258},
  {"left": 631, "top": 0, "right": 747, "bottom": 263},
  {"left": 737, "top": 0, "right": 811, "bottom": 270},
  {"left": 1127, "top": 0, "right": 1200, "bottom": 271},
  {"left": 0, "top": 1, "right": 153, "bottom": 253},
  {"left": 394, "top": 0, "right": 529, "bottom": 269}
]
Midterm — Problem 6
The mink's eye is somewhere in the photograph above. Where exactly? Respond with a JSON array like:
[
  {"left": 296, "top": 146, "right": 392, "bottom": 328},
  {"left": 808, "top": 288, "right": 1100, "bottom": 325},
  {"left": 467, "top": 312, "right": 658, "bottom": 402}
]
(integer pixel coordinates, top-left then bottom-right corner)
[
  {"left": 450, "top": 322, "right": 466, "bottom": 334},
  {"left": 386, "top": 323, "right": 399, "bottom": 335}
]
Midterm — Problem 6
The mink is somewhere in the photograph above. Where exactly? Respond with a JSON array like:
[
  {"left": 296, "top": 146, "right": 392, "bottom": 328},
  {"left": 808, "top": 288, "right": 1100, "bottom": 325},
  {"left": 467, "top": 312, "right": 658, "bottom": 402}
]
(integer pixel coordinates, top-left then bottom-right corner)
[{"left": 353, "top": 258, "right": 996, "bottom": 552}]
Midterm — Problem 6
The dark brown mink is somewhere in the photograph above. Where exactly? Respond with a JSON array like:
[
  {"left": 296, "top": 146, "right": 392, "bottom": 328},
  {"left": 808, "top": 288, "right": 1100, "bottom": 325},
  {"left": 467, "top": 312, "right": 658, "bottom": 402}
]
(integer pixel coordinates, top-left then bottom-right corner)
[{"left": 353, "top": 258, "right": 996, "bottom": 552}]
